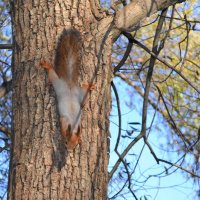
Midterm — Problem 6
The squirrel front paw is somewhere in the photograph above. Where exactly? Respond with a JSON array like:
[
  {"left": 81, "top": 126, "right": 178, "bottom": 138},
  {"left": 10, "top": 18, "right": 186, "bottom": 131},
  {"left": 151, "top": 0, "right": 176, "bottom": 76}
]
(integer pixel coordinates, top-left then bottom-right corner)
[
  {"left": 81, "top": 83, "right": 96, "bottom": 90},
  {"left": 40, "top": 59, "right": 52, "bottom": 70}
]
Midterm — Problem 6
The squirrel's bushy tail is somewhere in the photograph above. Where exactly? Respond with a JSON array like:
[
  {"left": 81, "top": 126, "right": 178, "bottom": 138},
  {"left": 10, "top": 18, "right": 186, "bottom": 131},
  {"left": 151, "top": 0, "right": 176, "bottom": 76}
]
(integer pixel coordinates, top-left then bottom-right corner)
[{"left": 54, "top": 28, "right": 82, "bottom": 83}]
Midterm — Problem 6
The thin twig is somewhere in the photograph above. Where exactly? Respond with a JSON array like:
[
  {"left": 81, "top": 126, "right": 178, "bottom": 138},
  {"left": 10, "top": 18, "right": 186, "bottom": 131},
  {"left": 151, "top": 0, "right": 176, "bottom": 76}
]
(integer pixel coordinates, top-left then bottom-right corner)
[
  {"left": 123, "top": 34, "right": 200, "bottom": 94},
  {"left": 109, "top": 132, "right": 143, "bottom": 180},
  {"left": 110, "top": 81, "right": 138, "bottom": 199},
  {"left": 111, "top": 81, "right": 122, "bottom": 150},
  {"left": 114, "top": 42, "right": 133, "bottom": 74},
  {"left": 0, "top": 44, "right": 13, "bottom": 49},
  {"left": 155, "top": 84, "right": 192, "bottom": 148},
  {"left": 158, "top": 158, "right": 200, "bottom": 178},
  {"left": 141, "top": 9, "right": 168, "bottom": 138}
]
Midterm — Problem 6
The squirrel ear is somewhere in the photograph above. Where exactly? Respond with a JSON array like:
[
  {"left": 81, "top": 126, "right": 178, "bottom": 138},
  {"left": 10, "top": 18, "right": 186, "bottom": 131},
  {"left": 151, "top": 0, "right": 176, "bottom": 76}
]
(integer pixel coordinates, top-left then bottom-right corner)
[
  {"left": 77, "top": 125, "right": 81, "bottom": 136},
  {"left": 67, "top": 124, "right": 71, "bottom": 133},
  {"left": 65, "top": 124, "right": 71, "bottom": 140}
]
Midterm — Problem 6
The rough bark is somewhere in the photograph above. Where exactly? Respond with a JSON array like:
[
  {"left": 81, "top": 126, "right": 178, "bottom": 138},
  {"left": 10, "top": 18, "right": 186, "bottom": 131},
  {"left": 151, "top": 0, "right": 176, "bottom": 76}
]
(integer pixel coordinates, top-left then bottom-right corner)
[{"left": 8, "top": 0, "right": 112, "bottom": 199}]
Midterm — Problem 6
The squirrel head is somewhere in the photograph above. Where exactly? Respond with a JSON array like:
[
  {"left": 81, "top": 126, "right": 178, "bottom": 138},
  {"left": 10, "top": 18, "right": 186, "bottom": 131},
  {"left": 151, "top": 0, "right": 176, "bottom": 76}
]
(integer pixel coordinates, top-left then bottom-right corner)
[{"left": 65, "top": 126, "right": 81, "bottom": 150}]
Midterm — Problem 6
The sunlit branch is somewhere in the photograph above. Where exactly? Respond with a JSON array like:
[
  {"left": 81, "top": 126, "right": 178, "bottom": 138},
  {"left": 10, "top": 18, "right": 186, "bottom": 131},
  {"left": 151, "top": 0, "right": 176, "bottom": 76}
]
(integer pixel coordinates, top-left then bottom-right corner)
[
  {"left": 185, "top": 58, "right": 200, "bottom": 69},
  {"left": 124, "top": 35, "right": 200, "bottom": 94},
  {"left": 114, "top": 0, "right": 185, "bottom": 31}
]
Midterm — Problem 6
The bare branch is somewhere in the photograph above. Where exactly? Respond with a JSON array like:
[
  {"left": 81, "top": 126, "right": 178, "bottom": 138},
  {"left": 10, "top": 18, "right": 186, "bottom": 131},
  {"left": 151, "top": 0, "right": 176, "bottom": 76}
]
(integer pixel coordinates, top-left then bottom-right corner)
[
  {"left": 158, "top": 158, "right": 200, "bottom": 178},
  {"left": 114, "top": 41, "right": 133, "bottom": 74},
  {"left": 0, "top": 44, "right": 13, "bottom": 49},
  {"left": 123, "top": 34, "right": 200, "bottom": 94},
  {"left": 140, "top": 9, "right": 168, "bottom": 138},
  {"left": 109, "top": 132, "right": 143, "bottom": 180},
  {"left": 185, "top": 58, "right": 200, "bottom": 69},
  {"left": 111, "top": 81, "right": 138, "bottom": 200},
  {"left": 116, "top": 73, "right": 194, "bottom": 146},
  {"left": 111, "top": 81, "right": 122, "bottom": 150}
]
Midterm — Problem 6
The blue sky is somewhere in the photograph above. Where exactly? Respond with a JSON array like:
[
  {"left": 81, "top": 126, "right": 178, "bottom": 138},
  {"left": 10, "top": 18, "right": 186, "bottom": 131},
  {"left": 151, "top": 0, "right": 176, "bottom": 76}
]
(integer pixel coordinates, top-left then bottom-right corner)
[{"left": 108, "top": 77, "right": 199, "bottom": 200}]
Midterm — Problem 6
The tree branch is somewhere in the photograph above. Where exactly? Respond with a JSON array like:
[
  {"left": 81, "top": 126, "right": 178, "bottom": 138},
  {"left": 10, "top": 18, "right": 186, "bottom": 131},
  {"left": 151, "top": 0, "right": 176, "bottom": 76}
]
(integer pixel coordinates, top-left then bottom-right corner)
[
  {"left": 158, "top": 158, "right": 200, "bottom": 178},
  {"left": 123, "top": 34, "right": 200, "bottom": 94},
  {"left": 111, "top": 81, "right": 138, "bottom": 200},
  {"left": 0, "top": 44, "right": 13, "bottom": 49},
  {"left": 98, "top": 0, "right": 185, "bottom": 41},
  {"left": 140, "top": 8, "right": 167, "bottom": 138},
  {"left": 116, "top": 73, "right": 195, "bottom": 147},
  {"left": 114, "top": 41, "right": 133, "bottom": 74},
  {"left": 109, "top": 132, "right": 143, "bottom": 180},
  {"left": 111, "top": 81, "right": 122, "bottom": 151},
  {"left": 114, "top": 0, "right": 185, "bottom": 31}
]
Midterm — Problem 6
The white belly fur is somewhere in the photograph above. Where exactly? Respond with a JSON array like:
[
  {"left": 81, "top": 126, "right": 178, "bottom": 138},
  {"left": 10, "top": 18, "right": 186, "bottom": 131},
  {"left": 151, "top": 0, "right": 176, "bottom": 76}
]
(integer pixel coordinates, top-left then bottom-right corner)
[{"left": 52, "top": 78, "right": 82, "bottom": 131}]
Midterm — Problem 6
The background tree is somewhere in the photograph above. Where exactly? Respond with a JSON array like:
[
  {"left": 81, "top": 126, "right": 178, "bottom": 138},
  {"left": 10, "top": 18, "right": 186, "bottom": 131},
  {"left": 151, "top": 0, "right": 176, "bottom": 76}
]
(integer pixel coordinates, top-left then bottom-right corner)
[{"left": 0, "top": 0, "right": 199, "bottom": 199}]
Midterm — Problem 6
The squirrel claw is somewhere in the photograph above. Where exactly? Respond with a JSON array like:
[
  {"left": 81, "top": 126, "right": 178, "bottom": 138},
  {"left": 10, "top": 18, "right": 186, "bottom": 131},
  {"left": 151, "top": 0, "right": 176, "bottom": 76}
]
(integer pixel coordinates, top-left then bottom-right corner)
[
  {"left": 81, "top": 83, "right": 96, "bottom": 90},
  {"left": 40, "top": 60, "right": 52, "bottom": 70}
]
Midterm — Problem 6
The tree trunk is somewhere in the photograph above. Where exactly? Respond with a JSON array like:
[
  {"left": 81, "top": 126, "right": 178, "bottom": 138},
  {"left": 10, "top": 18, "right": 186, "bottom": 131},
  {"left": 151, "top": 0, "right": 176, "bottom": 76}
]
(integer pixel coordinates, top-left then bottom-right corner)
[{"left": 8, "top": 0, "right": 112, "bottom": 199}]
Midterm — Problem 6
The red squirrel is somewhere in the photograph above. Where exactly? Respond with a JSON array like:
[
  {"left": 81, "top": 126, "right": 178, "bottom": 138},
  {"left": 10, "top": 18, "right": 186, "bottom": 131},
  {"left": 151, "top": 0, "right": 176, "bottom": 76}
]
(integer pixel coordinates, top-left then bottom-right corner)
[{"left": 40, "top": 28, "right": 95, "bottom": 149}]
